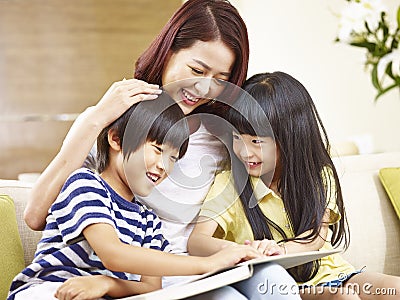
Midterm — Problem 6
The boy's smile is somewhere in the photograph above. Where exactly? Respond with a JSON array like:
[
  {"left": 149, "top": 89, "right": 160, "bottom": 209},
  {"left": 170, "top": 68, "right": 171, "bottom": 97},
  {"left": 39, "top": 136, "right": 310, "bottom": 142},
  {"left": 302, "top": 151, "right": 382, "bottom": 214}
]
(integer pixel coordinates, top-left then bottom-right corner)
[
  {"left": 146, "top": 172, "right": 161, "bottom": 183},
  {"left": 124, "top": 142, "right": 179, "bottom": 197}
]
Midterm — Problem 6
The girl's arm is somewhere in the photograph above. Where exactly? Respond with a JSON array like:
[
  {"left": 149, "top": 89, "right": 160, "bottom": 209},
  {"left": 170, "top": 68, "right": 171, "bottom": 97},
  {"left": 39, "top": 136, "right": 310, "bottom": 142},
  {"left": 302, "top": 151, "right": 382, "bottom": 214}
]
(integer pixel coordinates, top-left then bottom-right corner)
[
  {"left": 188, "top": 212, "right": 330, "bottom": 257},
  {"left": 55, "top": 275, "right": 161, "bottom": 300},
  {"left": 248, "top": 209, "right": 331, "bottom": 256},
  {"left": 187, "top": 216, "right": 237, "bottom": 256},
  {"left": 84, "top": 222, "right": 261, "bottom": 276},
  {"left": 24, "top": 79, "right": 161, "bottom": 230},
  {"left": 282, "top": 209, "right": 330, "bottom": 254}
]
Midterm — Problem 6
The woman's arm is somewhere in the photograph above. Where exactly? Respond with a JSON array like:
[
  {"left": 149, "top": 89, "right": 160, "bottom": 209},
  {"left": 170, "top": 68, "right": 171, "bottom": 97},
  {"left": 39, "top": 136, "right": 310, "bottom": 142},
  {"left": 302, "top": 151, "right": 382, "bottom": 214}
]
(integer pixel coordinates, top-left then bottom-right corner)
[
  {"left": 84, "top": 223, "right": 261, "bottom": 277},
  {"left": 55, "top": 275, "right": 161, "bottom": 300},
  {"left": 187, "top": 216, "right": 237, "bottom": 256},
  {"left": 24, "top": 79, "right": 161, "bottom": 230}
]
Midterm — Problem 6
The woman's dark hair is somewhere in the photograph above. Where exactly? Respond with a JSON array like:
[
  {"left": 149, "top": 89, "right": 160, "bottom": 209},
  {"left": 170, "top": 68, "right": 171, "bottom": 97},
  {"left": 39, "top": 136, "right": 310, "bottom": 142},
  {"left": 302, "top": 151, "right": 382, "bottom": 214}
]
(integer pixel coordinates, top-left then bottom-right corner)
[
  {"left": 227, "top": 71, "right": 349, "bottom": 282},
  {"left": 97, "top": 92, "right": 189, "bottom": 173},
  {"left": 135, "top": 0, "right": 248, "bottom": 87},
  {"left": 134, "top": 0, "right": 249, "bottom": 134}
]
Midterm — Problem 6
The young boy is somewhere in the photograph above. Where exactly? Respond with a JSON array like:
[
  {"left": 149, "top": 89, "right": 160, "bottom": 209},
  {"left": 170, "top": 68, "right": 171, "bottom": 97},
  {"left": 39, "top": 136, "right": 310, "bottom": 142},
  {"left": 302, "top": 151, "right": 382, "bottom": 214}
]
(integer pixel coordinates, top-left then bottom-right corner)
[{"left": 8, "top": 92, "right": 260, "bottom": 300}]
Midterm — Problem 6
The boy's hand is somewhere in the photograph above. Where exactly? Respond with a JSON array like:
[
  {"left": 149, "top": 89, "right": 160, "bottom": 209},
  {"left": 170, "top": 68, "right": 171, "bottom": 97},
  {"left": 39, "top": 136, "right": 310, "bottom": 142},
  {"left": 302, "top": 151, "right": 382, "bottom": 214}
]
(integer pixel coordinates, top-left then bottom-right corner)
[
  {"left": 244, "top": 239, "right": 285, "bottom": 256},
  {"left": 204, "top": 244, "right": 262, "bottom": 272},
  {"left": 55, "top": 275, "right": 110, "bottom": 300}
]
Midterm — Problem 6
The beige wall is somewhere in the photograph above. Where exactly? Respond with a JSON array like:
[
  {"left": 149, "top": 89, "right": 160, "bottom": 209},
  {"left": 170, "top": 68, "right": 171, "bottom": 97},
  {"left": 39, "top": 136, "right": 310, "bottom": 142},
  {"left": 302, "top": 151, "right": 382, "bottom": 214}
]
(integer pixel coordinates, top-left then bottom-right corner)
[
  {"left": 233, "top": 0, "right": 400, "bottom": 155},
  {"left": 0, "top": 0, "right": 181, "bottom": 179}
]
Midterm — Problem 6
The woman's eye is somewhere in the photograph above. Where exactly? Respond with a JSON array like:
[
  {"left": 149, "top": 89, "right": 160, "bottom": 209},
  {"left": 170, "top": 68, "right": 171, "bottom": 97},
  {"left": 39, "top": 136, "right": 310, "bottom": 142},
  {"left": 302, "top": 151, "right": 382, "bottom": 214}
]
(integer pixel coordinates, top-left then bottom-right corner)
[
  {"left": 170, "top": 156, "right": 178, "bottom": 163},
  {"left": 252, "top": 139, "right": 263, "bottom": 144},
  {"left": 190, "top": 67, "right": 203, "bottom": 75},
  {"left": 214, "top": 78, "right": 228, "bottom": 86}
]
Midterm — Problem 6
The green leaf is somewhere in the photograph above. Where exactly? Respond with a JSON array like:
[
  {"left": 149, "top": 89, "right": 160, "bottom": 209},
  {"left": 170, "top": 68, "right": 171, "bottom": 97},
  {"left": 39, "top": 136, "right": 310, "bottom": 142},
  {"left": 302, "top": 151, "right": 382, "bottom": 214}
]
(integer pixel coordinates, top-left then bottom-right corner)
[
  {"left": 382, "top": 22, "right": 389, "bottom": 40},
  {"left": 375, "top": 83, "right": 399, "bottom": 101},
  {"left": 391, "top": 36, "right": 399, "bottom": 49},
  {"left": 371, "top": 64, "right": 382, "bottom": 91},
  {"left": 397, "top": 6, "right": 400, "bottom": 29},
  {"left": 365, "top": 21, "right": 372, "bottom": 34},
  {"left": 350, "top": 41, "right": 376, "bottom": 52}
]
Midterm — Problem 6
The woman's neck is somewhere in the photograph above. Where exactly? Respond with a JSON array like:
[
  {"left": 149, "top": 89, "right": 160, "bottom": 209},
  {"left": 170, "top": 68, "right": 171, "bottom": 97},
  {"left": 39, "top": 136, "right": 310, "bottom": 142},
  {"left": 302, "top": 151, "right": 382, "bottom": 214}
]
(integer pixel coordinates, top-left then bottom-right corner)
[{"left": 188, "top": 115, "right": 200, "bottom": 134}]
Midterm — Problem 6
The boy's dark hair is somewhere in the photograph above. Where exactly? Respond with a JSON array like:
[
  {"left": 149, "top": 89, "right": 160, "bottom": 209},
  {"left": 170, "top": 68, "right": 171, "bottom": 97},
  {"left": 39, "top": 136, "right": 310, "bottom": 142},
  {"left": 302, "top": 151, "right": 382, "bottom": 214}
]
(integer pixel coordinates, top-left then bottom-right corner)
[
  {"left": 97, "top": 92, "right": 189, "bottom": 173},
  {"left": 227, "top": 71, "right": 349, "bottom": 283}
]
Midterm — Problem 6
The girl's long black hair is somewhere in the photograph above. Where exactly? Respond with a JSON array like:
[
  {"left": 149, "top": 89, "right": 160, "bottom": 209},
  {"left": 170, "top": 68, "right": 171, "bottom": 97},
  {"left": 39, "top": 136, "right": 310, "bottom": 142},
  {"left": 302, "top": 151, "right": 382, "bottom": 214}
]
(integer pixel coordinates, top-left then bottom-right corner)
[{"left": 227, "top": 72, "right": 349, "bottom": 282}]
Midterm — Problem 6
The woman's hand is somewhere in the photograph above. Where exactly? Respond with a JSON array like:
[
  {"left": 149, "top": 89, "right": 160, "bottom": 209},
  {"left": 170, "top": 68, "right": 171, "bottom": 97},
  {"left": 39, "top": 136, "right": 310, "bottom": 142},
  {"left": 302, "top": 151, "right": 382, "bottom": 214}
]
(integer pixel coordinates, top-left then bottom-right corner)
[
  {"left": 93, "top": 78, "right": 162, "bottom": 127},
  {"left": 244, "top": 239, "right": 285, "bottom": 256},
  {"left": 55, "top": 275, "right": 111, "bottom": 300}
]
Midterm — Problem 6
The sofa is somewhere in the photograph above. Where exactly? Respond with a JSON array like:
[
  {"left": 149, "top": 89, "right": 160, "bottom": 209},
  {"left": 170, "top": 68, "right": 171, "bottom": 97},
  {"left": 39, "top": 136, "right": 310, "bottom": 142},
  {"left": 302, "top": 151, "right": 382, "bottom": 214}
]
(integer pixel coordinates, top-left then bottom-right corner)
[{"left": 1, "top": 152, "right": 400, "bottom": 299}]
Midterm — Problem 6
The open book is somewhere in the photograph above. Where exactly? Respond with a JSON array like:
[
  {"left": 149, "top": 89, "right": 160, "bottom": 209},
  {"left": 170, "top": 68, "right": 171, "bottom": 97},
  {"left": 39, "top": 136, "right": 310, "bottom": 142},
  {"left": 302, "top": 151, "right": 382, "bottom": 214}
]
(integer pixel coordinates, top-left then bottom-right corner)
[{"left": 118, "top": 248, "right": 342, "bottom": 300}]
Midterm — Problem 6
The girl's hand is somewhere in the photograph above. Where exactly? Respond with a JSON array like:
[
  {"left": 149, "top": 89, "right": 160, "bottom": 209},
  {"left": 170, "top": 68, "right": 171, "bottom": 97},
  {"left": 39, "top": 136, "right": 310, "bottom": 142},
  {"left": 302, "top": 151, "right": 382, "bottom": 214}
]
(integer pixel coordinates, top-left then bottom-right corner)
[
  {"left": 93, "top": 78, "right": 162, "bottom": 127},
  {"left": 55, "top": 275, "right": 110, "bottom": 300},
  {"left": 244, "top": 239, "right": 285, "bottom": 256},
  {"left": 205, "top": 244, "right": 262, "bottom": 272}
]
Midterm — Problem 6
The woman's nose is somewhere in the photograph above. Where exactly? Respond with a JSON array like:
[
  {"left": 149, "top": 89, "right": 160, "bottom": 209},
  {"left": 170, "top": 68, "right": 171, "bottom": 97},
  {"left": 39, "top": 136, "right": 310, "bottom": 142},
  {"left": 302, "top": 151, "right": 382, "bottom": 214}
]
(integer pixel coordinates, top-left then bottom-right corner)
[{"left": 194, "top": 78, "right": 212, "bottom": 97}]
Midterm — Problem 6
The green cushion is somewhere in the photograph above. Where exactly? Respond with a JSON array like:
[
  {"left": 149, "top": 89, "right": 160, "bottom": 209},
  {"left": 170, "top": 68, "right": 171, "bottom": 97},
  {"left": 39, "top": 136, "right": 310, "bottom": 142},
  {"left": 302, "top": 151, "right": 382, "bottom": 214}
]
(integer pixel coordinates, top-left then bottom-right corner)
[
  {"left": 0, "top": 195, "right": 25, "bottom": 300},
  {"left": 379, "top": 168, "right": 400, "bottom": 220}
]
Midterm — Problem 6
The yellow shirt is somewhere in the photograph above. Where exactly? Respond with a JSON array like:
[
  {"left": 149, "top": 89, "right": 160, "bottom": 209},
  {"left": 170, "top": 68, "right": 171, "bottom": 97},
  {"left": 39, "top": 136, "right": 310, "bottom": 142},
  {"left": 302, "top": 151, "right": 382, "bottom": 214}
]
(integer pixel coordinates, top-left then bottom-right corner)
[{"left": 200, "top": 171, "right": 355, "bottom": 286}]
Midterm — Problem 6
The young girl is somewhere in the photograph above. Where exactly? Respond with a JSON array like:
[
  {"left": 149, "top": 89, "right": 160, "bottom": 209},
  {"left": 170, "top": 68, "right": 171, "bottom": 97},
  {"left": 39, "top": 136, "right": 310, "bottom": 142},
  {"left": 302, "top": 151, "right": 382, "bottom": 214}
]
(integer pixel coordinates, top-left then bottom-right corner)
[
  {"left": 8, "top": 94, "right": 261, "bottom": 300},
  {"left": 188, "top": 71, "right": 400, "bottom": 299}
]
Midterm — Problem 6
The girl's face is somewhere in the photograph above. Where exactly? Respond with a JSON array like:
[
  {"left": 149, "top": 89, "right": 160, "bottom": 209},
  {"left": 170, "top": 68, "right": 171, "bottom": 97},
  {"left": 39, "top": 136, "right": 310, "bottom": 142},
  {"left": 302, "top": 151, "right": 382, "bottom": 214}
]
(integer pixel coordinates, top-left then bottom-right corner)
[
  {"left": 232, "top": 132, "right": 278, "bottom": 181},
  {"left": 162, "top": 40, "right": 235, "bottom": 115},
  {"left": 123, "top": 141, "right": 179, "bottom": 197}
]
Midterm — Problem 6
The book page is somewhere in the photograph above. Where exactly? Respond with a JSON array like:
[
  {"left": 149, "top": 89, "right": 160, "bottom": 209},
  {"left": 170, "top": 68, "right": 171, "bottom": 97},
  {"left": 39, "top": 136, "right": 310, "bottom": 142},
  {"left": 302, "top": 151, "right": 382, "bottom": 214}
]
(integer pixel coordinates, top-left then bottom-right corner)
[{"left": 238, "top": 248, "right": 343, "bottom": 269}]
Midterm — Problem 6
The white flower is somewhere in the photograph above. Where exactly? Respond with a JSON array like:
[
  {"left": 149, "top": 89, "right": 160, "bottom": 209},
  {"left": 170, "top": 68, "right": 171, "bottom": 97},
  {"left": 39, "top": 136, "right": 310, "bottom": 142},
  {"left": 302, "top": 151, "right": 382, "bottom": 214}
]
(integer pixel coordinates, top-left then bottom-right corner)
[
  {"left": 377, "top": 50, "right": 400, "bottom": 80},
  {"left": 337, "top": 0, "right": 387, "bottom": 43}
]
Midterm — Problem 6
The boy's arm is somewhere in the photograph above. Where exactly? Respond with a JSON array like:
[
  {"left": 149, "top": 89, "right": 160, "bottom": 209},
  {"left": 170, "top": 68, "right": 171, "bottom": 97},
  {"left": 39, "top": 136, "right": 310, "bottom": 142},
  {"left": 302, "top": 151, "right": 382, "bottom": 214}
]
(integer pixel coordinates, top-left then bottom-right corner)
[
  {"left": 83, "top": 222, "right": 261, "bottom": 277},
  {"left": 55, "top": 275, "right": 161, "bottom": 299},
  {"left": 187, "top": 216, "right": 236, "bottom": 256}
]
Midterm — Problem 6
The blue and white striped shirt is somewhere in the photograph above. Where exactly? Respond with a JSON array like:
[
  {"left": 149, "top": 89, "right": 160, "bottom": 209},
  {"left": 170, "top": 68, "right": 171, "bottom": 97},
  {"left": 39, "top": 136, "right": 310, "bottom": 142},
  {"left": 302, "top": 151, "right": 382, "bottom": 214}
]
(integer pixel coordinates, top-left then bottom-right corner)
[{"left": 8, "top": 168, "right": 169, "bottom": 299}]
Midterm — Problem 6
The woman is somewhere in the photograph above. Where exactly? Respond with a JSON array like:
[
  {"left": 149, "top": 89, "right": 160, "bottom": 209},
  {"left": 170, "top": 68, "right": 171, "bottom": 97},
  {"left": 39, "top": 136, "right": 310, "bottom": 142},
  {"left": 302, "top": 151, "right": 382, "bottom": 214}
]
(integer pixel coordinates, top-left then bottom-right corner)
[{"left": 25, "top": 1, "right": 300, "bottom": 299}]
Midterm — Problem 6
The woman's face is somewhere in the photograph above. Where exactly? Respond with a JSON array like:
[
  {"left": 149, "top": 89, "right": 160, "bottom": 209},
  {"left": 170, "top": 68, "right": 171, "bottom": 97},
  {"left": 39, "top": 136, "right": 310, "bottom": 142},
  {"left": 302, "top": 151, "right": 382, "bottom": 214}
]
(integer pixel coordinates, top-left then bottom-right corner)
[{"left": 162, "top": 40, "right": 235, "bottom": 115}]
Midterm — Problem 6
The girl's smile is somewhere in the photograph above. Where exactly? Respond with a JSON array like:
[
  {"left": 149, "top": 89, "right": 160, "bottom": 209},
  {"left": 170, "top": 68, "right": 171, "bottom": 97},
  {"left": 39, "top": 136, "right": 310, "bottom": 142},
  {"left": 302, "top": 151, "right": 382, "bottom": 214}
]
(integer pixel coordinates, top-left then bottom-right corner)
[{"left": 232, "top": 132, "right": 278, "bottom": 180}]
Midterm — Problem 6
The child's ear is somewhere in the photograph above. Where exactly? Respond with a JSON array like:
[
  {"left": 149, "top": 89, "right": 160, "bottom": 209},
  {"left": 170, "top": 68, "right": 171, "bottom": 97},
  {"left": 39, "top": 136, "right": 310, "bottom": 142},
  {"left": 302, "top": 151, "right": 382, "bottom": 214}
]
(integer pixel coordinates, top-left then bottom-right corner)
[{"left": 107, "top": 129, "right": 122, "bottom": 151}]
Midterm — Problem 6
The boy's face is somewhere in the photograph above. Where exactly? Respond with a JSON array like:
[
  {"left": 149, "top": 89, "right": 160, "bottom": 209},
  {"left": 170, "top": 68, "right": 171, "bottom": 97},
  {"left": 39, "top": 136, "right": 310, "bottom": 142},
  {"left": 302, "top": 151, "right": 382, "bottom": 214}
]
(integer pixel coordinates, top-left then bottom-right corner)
[
  {"left": 123, "top": 141, "right": 179, "bottom": 197},
  {"left": 232, "top": 132, "right": 277, "bottom": 180}
]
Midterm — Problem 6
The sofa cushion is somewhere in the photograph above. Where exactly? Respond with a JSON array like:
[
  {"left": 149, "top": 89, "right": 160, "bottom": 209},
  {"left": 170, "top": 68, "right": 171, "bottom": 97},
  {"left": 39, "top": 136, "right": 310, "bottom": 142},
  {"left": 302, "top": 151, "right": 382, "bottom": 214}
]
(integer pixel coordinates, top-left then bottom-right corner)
[
  {"left": 0, "top": 180, "right": 42, "bottom": 266},
  {"left": 333, "top": 152, "right": 400, "bottom": 276},
  {"left": 379, "top": 167, "right": 400, "bottom": 220},
  {"left": 0, "top": 195, "right": 25, "bottom": 300}
]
